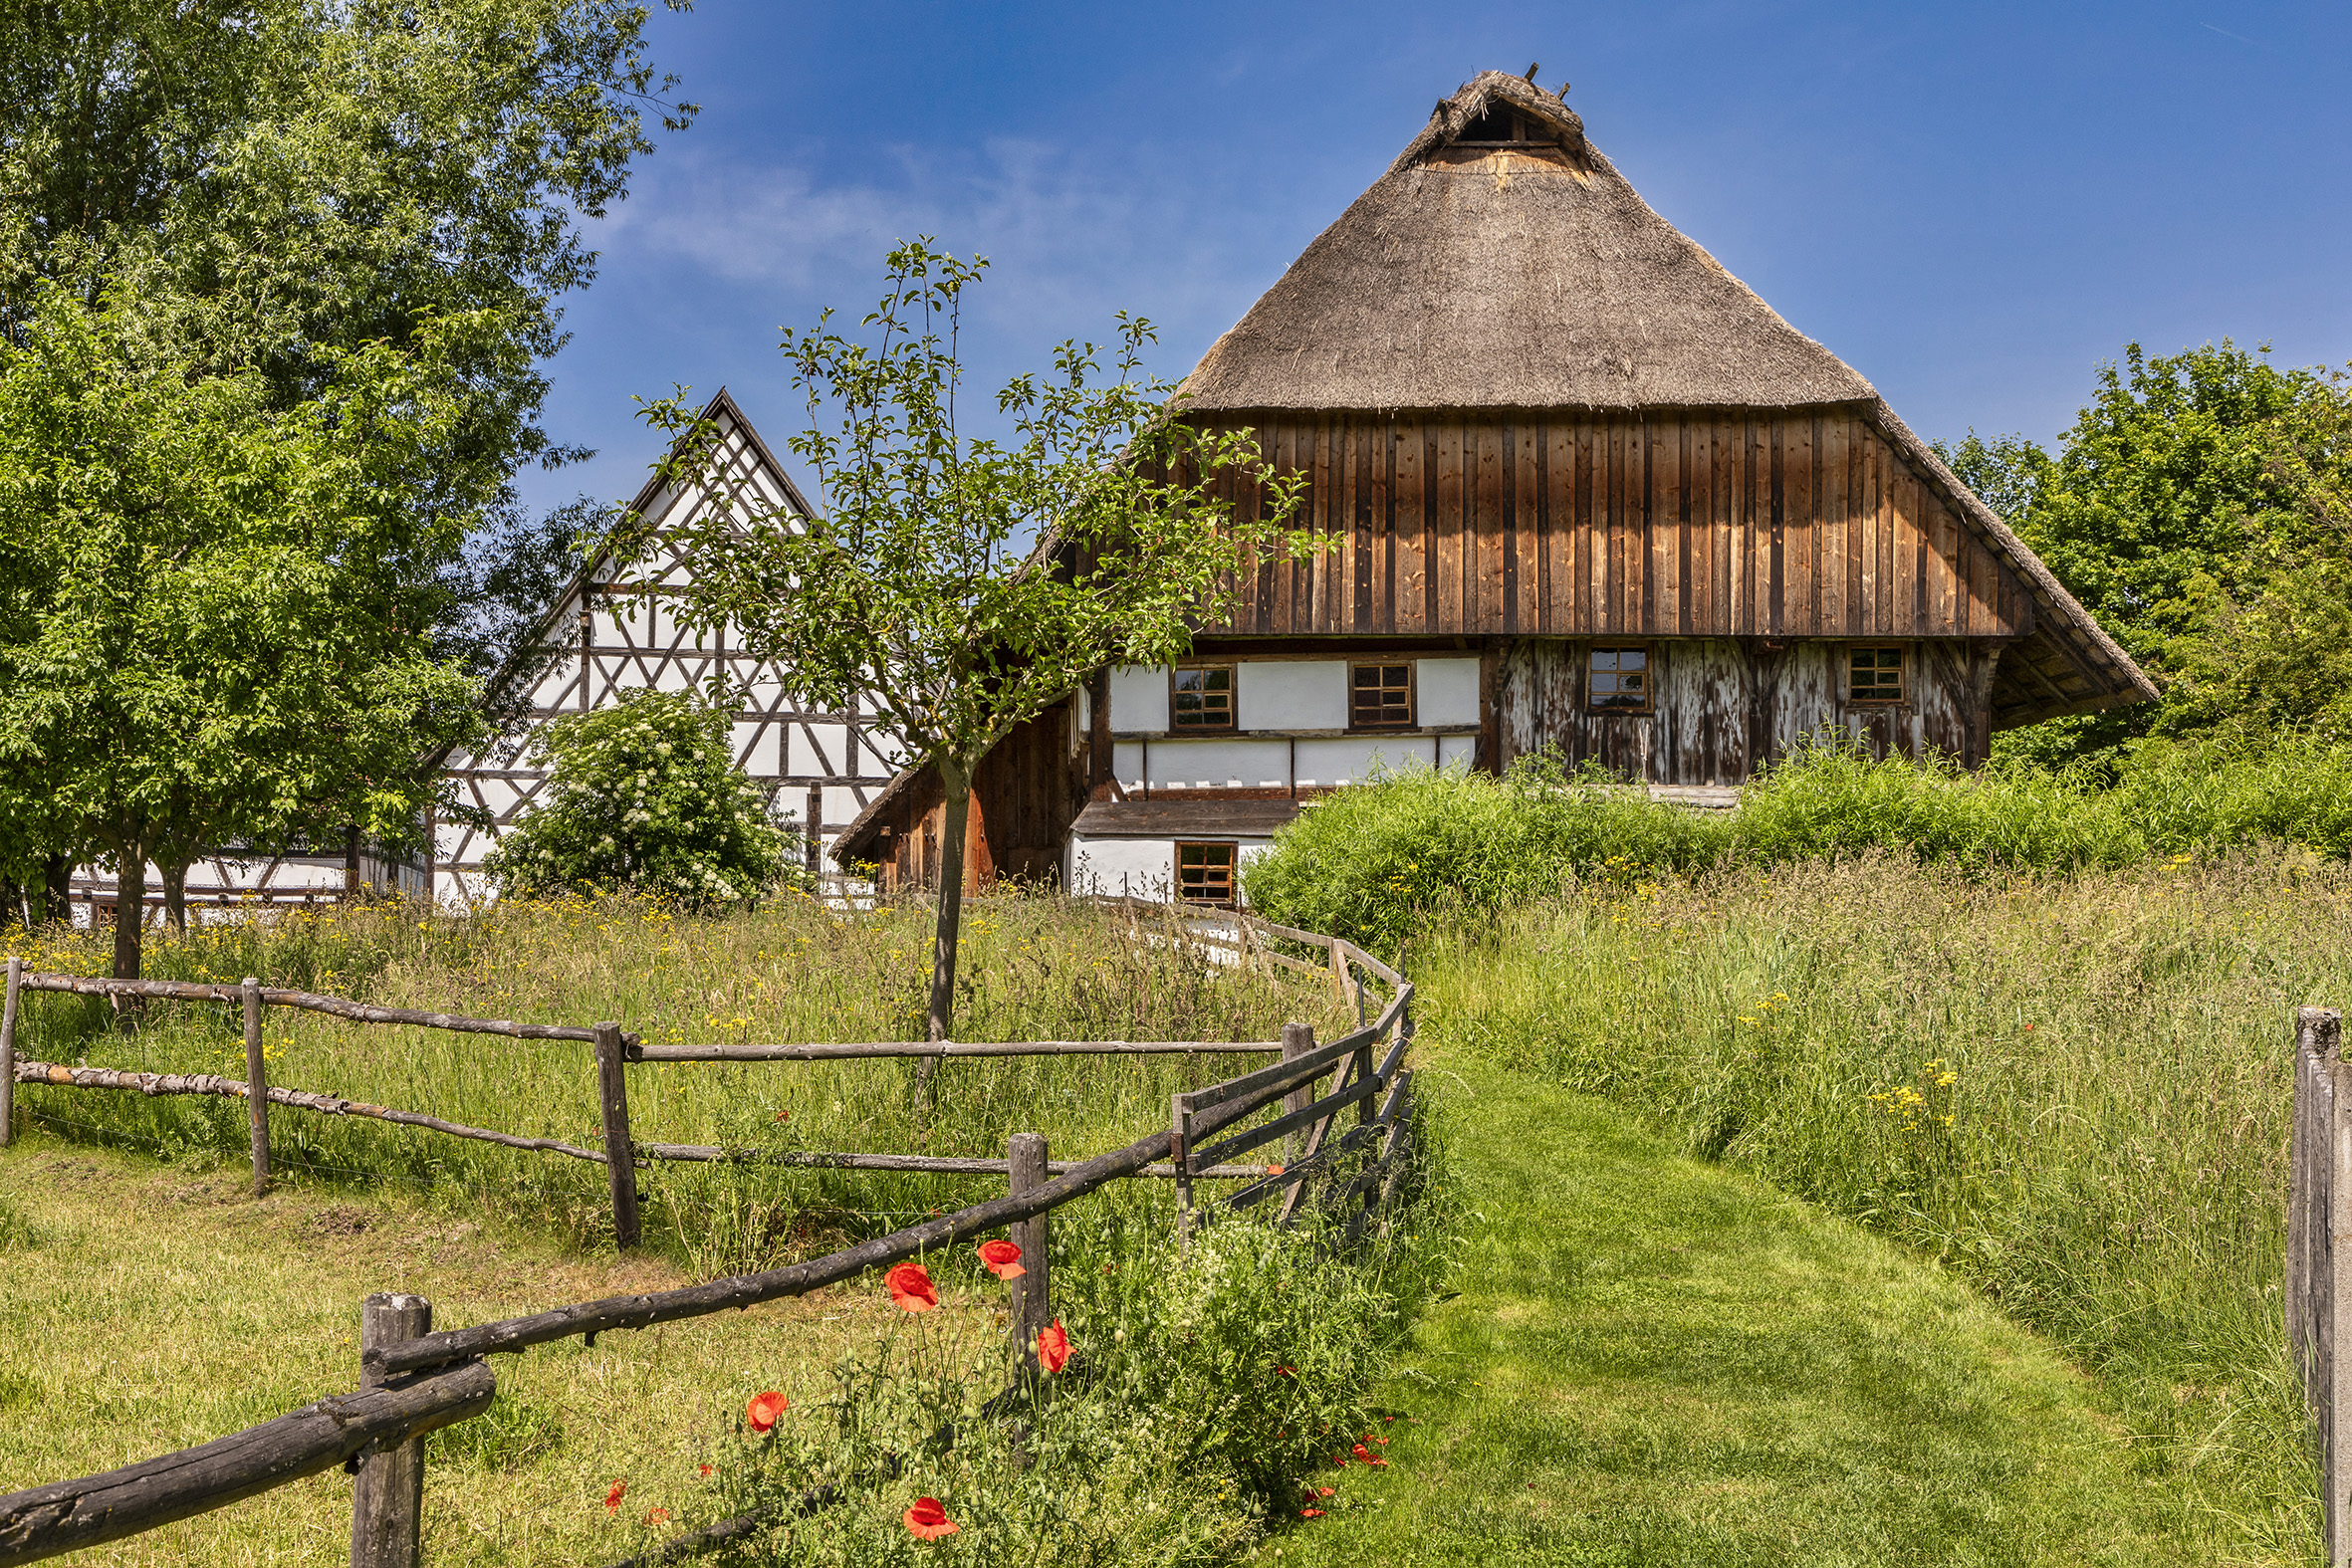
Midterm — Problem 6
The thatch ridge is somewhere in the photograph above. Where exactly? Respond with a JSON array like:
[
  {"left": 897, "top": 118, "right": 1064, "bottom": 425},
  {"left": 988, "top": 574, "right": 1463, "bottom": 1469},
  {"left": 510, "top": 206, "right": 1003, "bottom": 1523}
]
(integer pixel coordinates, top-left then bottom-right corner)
[{"left": 1181, "top": 70, "right": 1876, "bottom": 414}]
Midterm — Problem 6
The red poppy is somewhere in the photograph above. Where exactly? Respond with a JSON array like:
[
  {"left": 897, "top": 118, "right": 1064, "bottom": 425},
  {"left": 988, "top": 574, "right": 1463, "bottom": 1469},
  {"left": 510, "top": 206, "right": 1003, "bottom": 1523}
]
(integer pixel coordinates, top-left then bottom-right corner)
[
  {"left": 1316, "top": 1486, "right": 1335, "bottom": 1498},
  {"left": 886, "top": 1261, "right": 939, "bottom": 1313},
  {"left": 697, "top": 1463, "right": 713, "bottom": 1477},
  {"left": 1331, "top": 1456, "right": 1348, "bottom": 1468},
  {"left": 1037, "top": 1319, "right": 1071, "bottom": 1374},
  {"left": 603, "top": 1480, "right": 626, "bottom": 1513},
  {"left": 1267, "top": 1163, "right": 1284, "bottom": 1175},
  {"left": 904, "top": 1497, "right": 959, "bottom": 1539},
  {"left": 1300, "top": 1508, "right": 1324, "bottom": 1518},
  {"left": 1352, "top": 1444, "right": 1371, "bottom": 1459},
  {"left": 978, "top": 1239, "right": 1025, "bottom": 1280},
  {"left": 645, "top": 1507, "right": 670, "bottom": 1526},
  {"left": 746, "top": 1391, "right": 788, "bottom": 1433}
]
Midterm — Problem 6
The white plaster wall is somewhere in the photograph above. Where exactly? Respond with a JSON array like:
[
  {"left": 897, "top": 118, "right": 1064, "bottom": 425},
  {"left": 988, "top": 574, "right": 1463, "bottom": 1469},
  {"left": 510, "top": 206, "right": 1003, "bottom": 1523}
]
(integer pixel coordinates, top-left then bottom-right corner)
[
  {"left": 1066, "top": 837, "right": 1277, "bottom": 901},
  {"left": 1418, "top": 658, "right": 1482, "bottom": 726},
  {"left": 1142, "top": 739, "right": 1291, "bottom": 790},
  {"left": 1112, "top": 741, "right": 1145, "bottom": 788},
  {"left": 1239, "top": 660, "right": 1346, "bottom": 729},
  {"left": 1294, "top": 736, "right": 1434, "bottom": 787},
  {"left": 1438, "top": 733, "right": 1477, "bottom": 769},
  {"left": 1108, "top": 664, "right": 1170, "bottom": 732}
]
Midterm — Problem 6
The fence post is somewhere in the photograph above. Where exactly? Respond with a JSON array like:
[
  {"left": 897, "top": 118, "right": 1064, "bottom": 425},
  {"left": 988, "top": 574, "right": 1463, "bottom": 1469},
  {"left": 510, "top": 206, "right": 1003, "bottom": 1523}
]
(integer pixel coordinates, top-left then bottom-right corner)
[
  {"left": 1326, "top": 939, "right": 1348, "bottom": 1008},
  {"left": 593, "top": 1022, "right": 640, "bottom": 1250},
  {"left": 1171, "top": 1092, "right": 1194, "bottom": 1256},
  {"left": 351, "top": 1292, "right": 432, "bottom": 1568},
  {"left": 2, "top": 955, "right": 19, "bottom": 1148},
  {"left": 243, "top": 977, "right": 269, "bottom": 1196},
  {"left": 1281, "top": 1022, "right": 1315, "bottom": 1164},
  {"left": 1008, "top": 1132, "right": 1051, "bottom": 1370}
]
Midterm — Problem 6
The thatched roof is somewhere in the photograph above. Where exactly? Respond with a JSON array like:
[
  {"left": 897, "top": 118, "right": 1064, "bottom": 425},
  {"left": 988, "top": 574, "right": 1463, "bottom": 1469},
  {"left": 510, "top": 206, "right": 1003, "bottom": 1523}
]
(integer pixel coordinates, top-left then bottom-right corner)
[{"left": 1181, "top": 71, "right": 1875, "bottom": 414}]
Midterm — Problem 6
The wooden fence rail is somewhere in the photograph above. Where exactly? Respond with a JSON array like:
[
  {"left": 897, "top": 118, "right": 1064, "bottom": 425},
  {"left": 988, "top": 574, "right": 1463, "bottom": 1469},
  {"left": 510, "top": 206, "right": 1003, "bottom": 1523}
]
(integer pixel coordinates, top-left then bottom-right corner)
[{"left": 0, "top": 903, "right": 1418, "bottom": 1567}]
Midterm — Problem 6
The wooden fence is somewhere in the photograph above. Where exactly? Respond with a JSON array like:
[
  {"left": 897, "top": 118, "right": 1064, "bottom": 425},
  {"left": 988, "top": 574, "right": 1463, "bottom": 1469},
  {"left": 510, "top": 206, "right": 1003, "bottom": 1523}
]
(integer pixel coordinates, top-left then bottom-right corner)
[
  {"left": 0, "top": 906, "right": 1417, "bottom": 1567},
  {"left": 2294, "top": 1005, "right": 2352, "bottom": 1568}
]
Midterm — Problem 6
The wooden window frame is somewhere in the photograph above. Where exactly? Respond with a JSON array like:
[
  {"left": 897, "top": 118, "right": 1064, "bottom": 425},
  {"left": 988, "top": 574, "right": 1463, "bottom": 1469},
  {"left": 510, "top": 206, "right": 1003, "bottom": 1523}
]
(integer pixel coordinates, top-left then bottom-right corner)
[
  {"left": 1845, "top": 644, "right": 1909, "bottom": 706},
  {"left": 1175, "top": 841, "right": 1239, "bottom": 908},
  {"left": 1169, "top": 663, "right": 1237, "bottom": 732},
  {"left": 1585, "top": 643, "right": 1655, "bottom": 715},
  {"left": 1348, "top": 661, "right": 1417, "bottom": 731}
]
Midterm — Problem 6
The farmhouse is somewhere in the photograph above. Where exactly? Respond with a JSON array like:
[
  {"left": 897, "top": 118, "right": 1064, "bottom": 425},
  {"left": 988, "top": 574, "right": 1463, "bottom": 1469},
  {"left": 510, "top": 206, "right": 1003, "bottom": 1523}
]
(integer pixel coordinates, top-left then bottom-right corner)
[
  {"left": 428, "top": 390, "right": 903, "bottom": 907},
  {"left": 833, "top": 70, "right": 2154, "bottom": 904}
]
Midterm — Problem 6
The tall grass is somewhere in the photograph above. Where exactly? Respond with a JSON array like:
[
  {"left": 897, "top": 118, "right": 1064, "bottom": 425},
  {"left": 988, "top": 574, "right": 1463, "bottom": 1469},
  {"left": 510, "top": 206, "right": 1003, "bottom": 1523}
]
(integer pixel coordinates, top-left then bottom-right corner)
[
  {"left": 1410, "top": 851, "right": 2336, "bottom": 1557},
  {"left": 1246, "top": 736, "right": 2352, "bottom": 955},
  {"left": 4, "top": 891, "right": 1351, "bottom": 1271}
]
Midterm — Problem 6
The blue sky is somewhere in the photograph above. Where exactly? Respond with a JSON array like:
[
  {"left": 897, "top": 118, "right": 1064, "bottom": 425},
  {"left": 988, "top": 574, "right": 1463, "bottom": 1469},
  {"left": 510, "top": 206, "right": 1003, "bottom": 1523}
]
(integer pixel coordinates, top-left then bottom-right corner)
[{"left": 519, "top": 0, "right": 2352, "bottom": 517}]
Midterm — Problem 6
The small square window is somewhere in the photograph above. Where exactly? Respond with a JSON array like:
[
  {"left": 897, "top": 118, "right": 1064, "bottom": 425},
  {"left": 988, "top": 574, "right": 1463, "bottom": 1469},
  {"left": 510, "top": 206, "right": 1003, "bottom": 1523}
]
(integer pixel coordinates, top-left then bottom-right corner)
[
  {"left": 1171, "top": 665, "right": 1235, "bottom": 730},
  {"left": 1177, "top": 842, "right": 1237, "bottom": 906},
  {"left": 1588, "top": 646, "right": 1651, "bottom": 712},
  {"left": 1848, "top": 646, "right": 1906, "bottom": 704},
  {"left": 1350, "top": 663, "right": 1415, "bottom": 729}
]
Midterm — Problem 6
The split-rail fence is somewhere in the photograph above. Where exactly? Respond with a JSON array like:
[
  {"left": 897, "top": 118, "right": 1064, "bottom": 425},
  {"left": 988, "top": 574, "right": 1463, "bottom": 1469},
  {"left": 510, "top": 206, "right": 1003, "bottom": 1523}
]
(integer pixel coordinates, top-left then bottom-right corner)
[{"left": 0, "top": 903, "right": 1415, "bottom": 1567}]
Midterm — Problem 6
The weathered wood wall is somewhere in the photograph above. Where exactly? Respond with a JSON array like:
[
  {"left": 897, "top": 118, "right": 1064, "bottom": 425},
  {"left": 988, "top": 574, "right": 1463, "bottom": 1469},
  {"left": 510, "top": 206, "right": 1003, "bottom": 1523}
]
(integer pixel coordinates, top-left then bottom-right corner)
[
  {"left": 1193, "top": 407, "right": 2033, "bottom": 644},
  {"left": 1496, "top": 637, "right": 2000, "bottom": 783},
  {"left": 863, "top": 701, "right": 1087, "bottom": 893}
]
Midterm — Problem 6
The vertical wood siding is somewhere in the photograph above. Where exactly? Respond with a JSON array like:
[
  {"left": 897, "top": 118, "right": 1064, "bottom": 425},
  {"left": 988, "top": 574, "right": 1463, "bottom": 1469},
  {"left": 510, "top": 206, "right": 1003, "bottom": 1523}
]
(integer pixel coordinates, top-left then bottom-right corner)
[{"left": 1200, "top": 408, "right": 2032, "bottom": 642}]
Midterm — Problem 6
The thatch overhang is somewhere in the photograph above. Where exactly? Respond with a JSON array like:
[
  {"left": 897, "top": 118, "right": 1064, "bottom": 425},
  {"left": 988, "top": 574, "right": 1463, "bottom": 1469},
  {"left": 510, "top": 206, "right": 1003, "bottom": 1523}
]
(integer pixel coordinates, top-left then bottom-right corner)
[{"left": 1176, "top": 70, "right": 2153, "bottom": 726}]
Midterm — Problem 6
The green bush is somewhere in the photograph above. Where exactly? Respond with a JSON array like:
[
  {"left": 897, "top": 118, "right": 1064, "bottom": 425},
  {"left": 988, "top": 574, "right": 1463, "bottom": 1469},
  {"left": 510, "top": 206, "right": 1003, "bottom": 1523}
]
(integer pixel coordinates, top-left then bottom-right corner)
[
  {"left": 484, "top": 689, "right": 798, "bottom": 909},
  {"left": 1242, "top": 756, "right": 1730, "bottom": 959},
  {"left": 1245, "top": 736, "right": 2352, "bottom": 953}
]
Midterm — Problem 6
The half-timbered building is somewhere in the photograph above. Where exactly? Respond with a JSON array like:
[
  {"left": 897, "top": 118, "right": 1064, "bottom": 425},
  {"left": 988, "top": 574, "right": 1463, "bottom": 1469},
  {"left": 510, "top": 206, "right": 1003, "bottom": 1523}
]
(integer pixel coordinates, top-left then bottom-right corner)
[
  {"left": 834, "top": 70, "right": 2154, "bottom": 903},
  {"left": 429, "top": 390, "right": 902, "bottom": 906}
]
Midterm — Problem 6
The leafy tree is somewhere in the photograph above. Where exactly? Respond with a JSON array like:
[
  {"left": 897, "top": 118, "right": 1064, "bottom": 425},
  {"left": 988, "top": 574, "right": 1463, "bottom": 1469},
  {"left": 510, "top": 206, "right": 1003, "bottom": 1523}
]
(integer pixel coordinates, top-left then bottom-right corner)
[
  {"left": 0, "top": 0, "right": 694, "bottom": 889},
  {"left": 634, "top": 241, "right": 1310, "bottom": 1041},
  {"left": 0, "top": 0, "right": 694, "bottom": 509},
  {"left": 1940, "top": 341, "right": 2352, "bottom": 767},
  {"left": 483, "top": 690, "right": 796, "bottom": 907},
  {"left": 0, "top": 286, "right": 486, "bottom": 981}
]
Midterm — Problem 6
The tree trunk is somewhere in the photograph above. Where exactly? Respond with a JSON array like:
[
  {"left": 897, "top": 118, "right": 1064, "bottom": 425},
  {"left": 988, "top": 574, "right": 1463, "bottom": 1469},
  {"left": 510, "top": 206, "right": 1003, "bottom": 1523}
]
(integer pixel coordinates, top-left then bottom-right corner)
[
  {"left": 160, "top": 856, "right": 189, "bottom": 936},
  {"left": 113, "top": 843, "right": 147, "bottom": 985},
  {"left": 43, "top": 854, "right": 72, "bottom": 927},
  {"left": 925, "top": 764, "right": 973, "bottom": 1045}
]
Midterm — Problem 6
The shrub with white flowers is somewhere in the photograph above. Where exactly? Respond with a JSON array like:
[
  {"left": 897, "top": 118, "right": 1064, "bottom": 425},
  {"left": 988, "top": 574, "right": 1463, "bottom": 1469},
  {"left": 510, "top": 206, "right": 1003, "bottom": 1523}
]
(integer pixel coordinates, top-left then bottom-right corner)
[{"left": 484, "top": 691, "right": 799, "bottom": 909}]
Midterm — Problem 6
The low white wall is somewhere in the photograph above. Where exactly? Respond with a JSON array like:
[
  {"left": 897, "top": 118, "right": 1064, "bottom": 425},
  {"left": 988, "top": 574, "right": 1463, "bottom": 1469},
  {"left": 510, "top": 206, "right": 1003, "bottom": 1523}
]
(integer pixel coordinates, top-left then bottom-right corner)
[{"left": 1066, "top": 836, "right": 1277, "bottom": 902}]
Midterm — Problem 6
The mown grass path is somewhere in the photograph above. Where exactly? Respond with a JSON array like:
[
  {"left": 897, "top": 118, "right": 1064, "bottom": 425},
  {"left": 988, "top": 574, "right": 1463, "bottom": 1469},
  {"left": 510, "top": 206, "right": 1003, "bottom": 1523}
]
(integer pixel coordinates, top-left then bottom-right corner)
[{"left": 1255, "top": 1054, "right": 2216, "bottom": 1567}]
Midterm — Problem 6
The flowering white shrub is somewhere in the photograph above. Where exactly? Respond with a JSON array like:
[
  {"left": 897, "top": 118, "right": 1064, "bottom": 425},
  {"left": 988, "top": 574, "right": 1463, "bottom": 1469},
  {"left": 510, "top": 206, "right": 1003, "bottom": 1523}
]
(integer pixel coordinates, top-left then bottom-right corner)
[{"left": 484, "top": 691, "right": 799, "bottom": 909}]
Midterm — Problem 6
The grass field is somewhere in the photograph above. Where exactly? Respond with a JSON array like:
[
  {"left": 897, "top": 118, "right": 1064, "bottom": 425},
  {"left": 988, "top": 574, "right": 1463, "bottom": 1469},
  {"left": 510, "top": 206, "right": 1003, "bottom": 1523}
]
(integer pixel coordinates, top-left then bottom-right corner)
[
  {"left": 0, "top": 893, "right": 1427, "bottom": 1566},
  {"left": 1248, "top": 1054, "right": 2213, "bottom": 1567},
  {"left": 1398, "top": 849, "right": 2332, "bottom": 1562},
  {"left": 5, "top": 892, "right": 1350, "bottom": 1272}
]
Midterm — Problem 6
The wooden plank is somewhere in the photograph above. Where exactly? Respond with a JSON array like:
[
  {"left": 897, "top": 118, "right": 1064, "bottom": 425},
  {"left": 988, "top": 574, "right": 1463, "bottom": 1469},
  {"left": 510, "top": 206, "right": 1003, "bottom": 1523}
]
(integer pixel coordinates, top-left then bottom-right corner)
[
  {"left": 1517, "top": 416, "right": 1541, "bottom": 633},
  {"left": 1604, "top": 419, "right": 1627, "bottom": 633},
  {"left": 1929, "top": 496, "right": 1958, "bottom": 634},
  {"left": 1744, "top": 419, "right": 1766, "bottom": 636},
  {"left": 1545, "top": 420, "right": 1575, "bottom": 630},
  {"left": 1367, "top": 416, "right": 1392, "bottom": 634},
  {"left": 1822, "top": 414, "right": 1848, "bottom": 634},
  {"left": 1475, "top": 418, "right": 1506, "bottom": 632},
  {"left": 1393, "top": 418, "right": 1426, "bottom": 634},
  {"left": 1576, "top": 417, "right": 1596, "bottom": 635},
  {"left": 1656, "top": 421, "right": 1681, "bottom": 634},
  {"left": 1432, "top": 419, "right": 1465, "bottom": 633},
  {"left": 1268, "top": 422, "right": 1293, "bottom": 635},
  {"left": 1341, "top": 416, "right": 1368, "bottom": 632},
  {"left": 1869, "top": 426, "right": 1891, "bottom": 635},
  {"left": 1675, "top": 420, "right": 1694, "bottom": 635},
  {"left": 1783, "top": 415, "right": 1813, "bottom": 635}
]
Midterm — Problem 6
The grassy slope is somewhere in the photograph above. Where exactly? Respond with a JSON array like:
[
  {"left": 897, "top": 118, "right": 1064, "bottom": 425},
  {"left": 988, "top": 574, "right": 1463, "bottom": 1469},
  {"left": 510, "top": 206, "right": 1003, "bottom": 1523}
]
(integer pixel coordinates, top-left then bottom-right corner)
[
  {"left": 0, "top": 1130, "right": 1000, "bottom": 1568},
  {"left": 1256, "top": 1054, "right": 2212, "bottom": 1568}
]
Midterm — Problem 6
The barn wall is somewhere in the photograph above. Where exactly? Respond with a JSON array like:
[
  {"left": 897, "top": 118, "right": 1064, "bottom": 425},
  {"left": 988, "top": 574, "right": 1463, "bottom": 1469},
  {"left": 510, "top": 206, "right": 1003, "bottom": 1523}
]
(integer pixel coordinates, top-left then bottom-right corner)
[
  {"left": 861, "top": 700, "right": 1088, "bottom": 893},
  {"left": 1496, "top": 637, "right": 2000, "bottom": 781},
  {"left": 1188, "top": 407, "right": 2034, "bottom": 644}
]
